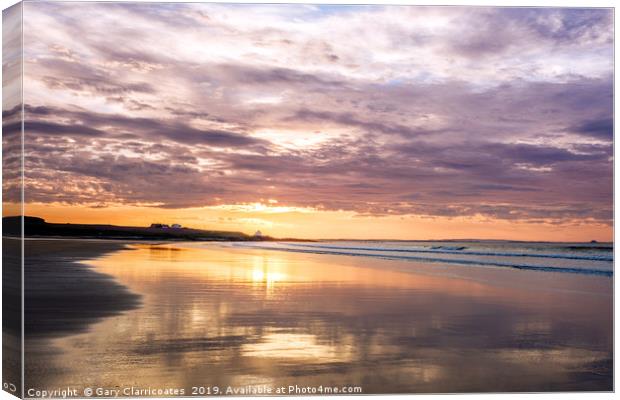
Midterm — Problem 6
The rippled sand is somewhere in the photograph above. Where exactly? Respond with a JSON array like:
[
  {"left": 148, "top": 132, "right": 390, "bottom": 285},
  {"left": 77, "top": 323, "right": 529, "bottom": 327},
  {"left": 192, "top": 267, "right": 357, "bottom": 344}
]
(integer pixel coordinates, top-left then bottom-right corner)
[{"left": 25, "top": 240, "right": 612, "bottom": 394}]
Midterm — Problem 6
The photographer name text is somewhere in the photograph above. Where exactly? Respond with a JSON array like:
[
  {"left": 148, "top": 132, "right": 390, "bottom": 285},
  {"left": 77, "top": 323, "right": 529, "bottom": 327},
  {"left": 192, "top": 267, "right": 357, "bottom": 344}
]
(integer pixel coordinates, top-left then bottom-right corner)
[{"left": 26, "top": 384, "right": 363, "bottom": 398}]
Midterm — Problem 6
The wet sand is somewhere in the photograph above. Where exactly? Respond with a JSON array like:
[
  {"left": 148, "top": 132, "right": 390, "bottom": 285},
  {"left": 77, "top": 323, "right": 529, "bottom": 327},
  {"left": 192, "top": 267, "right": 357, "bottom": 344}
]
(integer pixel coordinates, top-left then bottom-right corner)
[
  {"left": 5, "top": 238, "right": 141, "bottom": 397},
  {"left": 23, "top": 240, "right": 612, "bottom": 394},
  {"left": 23, "top": 239, "right": 141, "bottom": 337}
]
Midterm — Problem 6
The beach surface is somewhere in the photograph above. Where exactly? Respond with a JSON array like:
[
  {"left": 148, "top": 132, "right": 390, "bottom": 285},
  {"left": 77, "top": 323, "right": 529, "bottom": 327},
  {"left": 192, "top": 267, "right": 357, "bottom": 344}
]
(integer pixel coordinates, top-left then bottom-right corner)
[
  {"left": 24, "top": 239, "right": 612, "bottom": 394},
  {"left": 24, "top": 239, "right": 141, "bottom": 337}
]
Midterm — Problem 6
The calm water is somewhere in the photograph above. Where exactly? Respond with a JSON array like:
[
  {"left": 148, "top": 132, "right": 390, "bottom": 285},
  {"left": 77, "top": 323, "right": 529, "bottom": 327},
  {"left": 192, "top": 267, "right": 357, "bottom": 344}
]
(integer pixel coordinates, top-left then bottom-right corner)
[{"left": 25, "top": 241, "right": 613, "bottom": 394}]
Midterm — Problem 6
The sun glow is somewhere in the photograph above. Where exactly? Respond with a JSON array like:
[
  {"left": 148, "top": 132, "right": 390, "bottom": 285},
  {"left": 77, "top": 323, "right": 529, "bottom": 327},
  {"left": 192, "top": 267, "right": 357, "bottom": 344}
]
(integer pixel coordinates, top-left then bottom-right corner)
[
  {"left": 18, "top": 201, "right": 613, "bottom": 242},
  {"left": 211, "top": 202, "right": 317, "bottom": 214}
]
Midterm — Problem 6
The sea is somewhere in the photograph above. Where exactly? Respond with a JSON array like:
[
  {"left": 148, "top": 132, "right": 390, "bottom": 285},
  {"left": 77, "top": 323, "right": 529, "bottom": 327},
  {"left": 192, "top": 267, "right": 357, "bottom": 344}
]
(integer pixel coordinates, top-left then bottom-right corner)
[{"left": 233, "top": 240, "right": 613, "bottom": 277}]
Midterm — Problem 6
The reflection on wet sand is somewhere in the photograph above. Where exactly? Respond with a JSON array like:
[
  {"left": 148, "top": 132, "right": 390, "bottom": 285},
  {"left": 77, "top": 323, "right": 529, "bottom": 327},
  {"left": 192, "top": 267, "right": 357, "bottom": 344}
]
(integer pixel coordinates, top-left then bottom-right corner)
[{"left": 25, "top": 242, "right": 612, "bottom": 394}]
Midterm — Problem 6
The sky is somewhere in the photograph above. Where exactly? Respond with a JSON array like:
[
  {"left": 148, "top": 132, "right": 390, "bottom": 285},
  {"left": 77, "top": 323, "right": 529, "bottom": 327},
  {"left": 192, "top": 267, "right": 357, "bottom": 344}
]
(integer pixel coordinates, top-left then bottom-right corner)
[{"left": 3, "top": 3, "right": 614, "bottom": 240}]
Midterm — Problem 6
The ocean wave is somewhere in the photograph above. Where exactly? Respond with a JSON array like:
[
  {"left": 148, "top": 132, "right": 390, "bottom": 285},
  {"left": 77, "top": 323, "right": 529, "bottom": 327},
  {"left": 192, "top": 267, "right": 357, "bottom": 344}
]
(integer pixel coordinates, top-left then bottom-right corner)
[
  {"left": 234, "top": 243, "right": 613, "bottom": 277},
  {"left": 284, "top": 243, "right": 613, "bottom": 262}
]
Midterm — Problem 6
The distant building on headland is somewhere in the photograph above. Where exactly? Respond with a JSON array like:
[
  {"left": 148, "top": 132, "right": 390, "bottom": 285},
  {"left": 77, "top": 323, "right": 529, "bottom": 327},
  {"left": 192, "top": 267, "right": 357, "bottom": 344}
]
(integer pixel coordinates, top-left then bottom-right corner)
[
  {"left": 150, "top": 223, "right": 170, "bottom": 229},
  {"left": 254, "top": 230, "right": 263, "bottom": 238},
  {"left": 150, "top": 223, "right": 183, "bottom": 229}
]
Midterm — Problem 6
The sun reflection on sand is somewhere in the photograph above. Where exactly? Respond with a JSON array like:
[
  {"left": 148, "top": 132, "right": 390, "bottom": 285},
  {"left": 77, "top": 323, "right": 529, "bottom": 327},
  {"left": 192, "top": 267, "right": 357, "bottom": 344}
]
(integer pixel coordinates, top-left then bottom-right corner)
[
  {"left": 242, "top": 332, "right": 354, "bottom": 362},
  {"left": 97, "top": 243, "right": 507, "bottom": 294}
]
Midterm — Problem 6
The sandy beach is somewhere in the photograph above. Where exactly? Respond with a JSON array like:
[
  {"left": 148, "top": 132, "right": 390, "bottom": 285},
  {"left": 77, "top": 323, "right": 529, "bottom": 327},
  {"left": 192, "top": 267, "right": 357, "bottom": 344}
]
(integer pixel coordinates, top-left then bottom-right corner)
[{"left": 22, "top": 238, "right": 612, "bottom": 394}]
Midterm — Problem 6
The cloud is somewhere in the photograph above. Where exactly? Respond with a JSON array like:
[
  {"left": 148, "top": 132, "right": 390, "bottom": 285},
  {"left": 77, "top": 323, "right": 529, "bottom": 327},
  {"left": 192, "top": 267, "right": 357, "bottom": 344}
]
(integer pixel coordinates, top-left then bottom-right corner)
[
  {"left": 22, "top": 105, "right": 269, "bottom": 149},
  {"left": 571, "top": 117, "right": 613, "bottom": 140},
  {"left": 12, "top": 3, "right": 613, "bottom": 227}
]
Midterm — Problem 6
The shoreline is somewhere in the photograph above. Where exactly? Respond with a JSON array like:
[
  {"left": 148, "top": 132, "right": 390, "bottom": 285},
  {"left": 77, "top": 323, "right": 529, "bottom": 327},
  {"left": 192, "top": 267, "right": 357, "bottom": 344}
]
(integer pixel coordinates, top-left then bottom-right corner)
[{"left": 4, "top": 234, "right": 611, "bottom": 246}]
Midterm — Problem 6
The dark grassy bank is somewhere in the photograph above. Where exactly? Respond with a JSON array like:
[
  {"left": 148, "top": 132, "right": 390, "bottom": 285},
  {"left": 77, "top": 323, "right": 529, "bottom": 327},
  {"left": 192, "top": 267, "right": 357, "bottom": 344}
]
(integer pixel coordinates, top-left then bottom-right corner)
[{"left": 4, "top": 216, "right": 266, "bottom": 241}]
